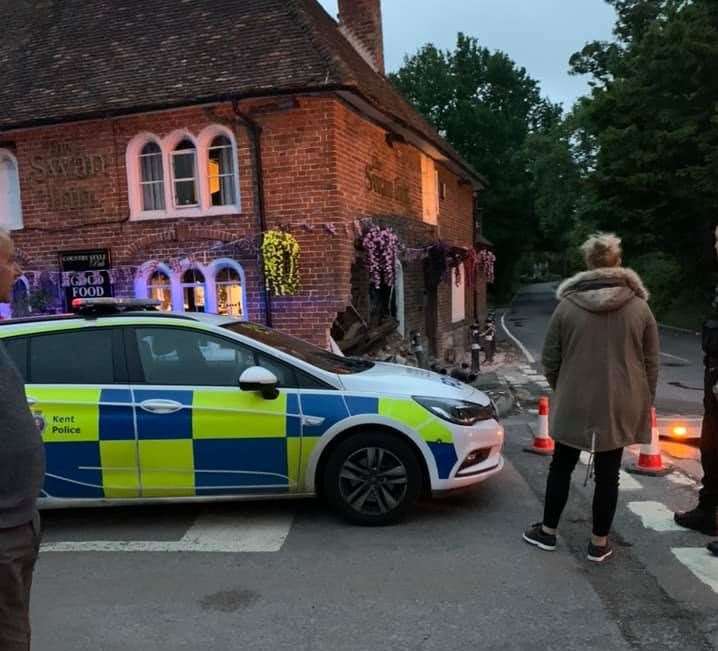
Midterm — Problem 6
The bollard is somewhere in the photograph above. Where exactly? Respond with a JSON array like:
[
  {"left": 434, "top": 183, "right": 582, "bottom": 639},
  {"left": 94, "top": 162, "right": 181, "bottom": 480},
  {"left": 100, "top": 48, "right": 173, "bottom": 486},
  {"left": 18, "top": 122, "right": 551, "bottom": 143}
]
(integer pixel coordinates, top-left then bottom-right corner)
[
  {"left": 627, "top": 407, "right": 671, "bottom": 476},
  {"left": 524, "top": 396, "right": 555, "bottom": 455},
  {"left": 410, "top": 330, "right": 428, "bottom": 370},
  {"left": 470, "top": 321, "right": 481, "bottom": 373}
]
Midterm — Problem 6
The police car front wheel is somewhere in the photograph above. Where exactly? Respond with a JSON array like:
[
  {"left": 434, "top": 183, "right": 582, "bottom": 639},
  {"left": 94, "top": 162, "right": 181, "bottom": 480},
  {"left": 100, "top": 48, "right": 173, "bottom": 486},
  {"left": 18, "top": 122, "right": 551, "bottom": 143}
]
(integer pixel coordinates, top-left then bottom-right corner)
[{"left": 323, "top": 432, "right": 421, "bottom": 526}]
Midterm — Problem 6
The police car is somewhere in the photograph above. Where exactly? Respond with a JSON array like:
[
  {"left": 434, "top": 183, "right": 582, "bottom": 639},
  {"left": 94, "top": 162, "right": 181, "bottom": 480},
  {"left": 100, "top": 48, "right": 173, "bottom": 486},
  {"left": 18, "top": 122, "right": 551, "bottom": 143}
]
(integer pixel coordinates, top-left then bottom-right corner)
[{"left": 1, "top": 298, "right": 504, "bottom": 525}]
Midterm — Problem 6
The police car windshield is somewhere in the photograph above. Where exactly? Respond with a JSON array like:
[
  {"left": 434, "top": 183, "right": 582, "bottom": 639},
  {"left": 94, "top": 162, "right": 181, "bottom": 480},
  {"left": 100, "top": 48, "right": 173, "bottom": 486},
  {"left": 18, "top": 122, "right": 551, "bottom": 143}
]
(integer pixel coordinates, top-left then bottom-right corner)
[{"left": 222, "top": 322, "right": 374, "bottom": 375}]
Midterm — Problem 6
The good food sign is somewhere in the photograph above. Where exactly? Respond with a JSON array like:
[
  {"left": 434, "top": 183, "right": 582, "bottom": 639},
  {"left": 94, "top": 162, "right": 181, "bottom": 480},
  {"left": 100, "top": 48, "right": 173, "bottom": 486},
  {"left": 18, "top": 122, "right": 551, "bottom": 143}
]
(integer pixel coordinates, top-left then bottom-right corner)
[{"left": 59, "top": 249, "right": 113, "bottom": 306}]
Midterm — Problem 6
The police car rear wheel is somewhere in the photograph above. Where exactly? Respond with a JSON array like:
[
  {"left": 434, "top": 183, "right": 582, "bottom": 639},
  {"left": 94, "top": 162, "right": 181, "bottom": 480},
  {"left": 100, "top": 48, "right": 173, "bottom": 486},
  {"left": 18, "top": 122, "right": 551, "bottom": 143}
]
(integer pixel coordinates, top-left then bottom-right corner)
[{"left": 324, "top": 433, "right": 421, "bottom": 526}]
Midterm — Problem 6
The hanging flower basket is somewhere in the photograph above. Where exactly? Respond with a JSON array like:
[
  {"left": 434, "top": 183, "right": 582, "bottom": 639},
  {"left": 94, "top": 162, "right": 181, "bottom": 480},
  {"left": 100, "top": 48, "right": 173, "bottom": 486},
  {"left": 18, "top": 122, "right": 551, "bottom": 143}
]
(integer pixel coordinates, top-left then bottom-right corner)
[
  {"left": 262, "top": 230, "right": 300, "bottom": 296},
  {"left": 361, "top": 225, "right": 400, "bottom": 289},
  {"left": 478, "top": 249, "right": 496, "bottom": 284}
]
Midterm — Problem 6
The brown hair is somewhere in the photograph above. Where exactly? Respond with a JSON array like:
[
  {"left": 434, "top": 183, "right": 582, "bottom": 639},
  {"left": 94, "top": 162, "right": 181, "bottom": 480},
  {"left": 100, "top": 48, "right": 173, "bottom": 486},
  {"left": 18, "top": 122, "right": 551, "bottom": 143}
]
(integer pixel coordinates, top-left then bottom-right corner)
[{"left": 580, "top": 232, "right": 622, "bottom": 269}]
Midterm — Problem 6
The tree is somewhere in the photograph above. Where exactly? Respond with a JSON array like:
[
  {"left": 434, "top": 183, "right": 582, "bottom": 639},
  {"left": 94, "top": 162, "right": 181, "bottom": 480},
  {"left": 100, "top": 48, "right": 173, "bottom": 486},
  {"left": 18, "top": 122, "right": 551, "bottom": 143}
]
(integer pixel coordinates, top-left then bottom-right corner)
[
  {"left": 569, "top": 0, "right": 718, "bottom": 288},
  {"left": 391, "top": 34, "right": 558, "bottom": 298},
  {"left": 524, "top": 114, "right": 584, "bottom": 276}
]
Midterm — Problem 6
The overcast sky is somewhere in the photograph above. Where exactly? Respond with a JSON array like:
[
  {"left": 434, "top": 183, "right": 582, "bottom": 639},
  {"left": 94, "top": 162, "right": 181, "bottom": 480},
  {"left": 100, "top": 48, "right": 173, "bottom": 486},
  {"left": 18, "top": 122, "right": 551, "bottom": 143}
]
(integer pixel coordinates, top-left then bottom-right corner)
[{"left": 318, "top": 0, "right": 617, "bottom": 108}]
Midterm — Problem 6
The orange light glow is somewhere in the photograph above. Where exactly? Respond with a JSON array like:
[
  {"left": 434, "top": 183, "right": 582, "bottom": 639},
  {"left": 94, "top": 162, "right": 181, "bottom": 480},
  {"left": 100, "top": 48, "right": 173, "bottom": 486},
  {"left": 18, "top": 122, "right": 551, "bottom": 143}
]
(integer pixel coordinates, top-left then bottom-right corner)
[{"left": 672, "top": 426, "right": 688, "bottom": 437}]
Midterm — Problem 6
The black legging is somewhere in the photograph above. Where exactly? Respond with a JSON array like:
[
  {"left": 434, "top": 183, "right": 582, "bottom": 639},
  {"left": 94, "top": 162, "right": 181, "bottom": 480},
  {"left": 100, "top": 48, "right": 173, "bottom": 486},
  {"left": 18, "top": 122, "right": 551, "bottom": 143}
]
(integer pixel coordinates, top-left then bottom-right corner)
[{"left": 543, "top": 442, "right": 624, "bottom": 537}]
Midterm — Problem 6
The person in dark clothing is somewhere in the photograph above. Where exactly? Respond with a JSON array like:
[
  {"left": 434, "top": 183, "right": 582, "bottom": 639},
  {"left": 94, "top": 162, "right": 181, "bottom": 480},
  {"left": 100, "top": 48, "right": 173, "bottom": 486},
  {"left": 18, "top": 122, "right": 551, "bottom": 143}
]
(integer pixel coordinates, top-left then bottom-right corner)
[
  {"left": 0, "top": 229, "right": 46, "bottom": 650},
  {"left": 674, "top": 230, "right": 718, "bottom": 546},
  {"left": 523, "top": 233, "right": 659, "bottom": 563}
]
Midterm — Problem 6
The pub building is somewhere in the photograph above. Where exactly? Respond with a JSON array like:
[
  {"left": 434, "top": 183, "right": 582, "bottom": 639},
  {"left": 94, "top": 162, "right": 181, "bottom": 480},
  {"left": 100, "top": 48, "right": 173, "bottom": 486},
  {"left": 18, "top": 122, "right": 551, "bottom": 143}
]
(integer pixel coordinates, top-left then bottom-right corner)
[{"left": 0, "top": 0, "right": 491, "bottom": 358}]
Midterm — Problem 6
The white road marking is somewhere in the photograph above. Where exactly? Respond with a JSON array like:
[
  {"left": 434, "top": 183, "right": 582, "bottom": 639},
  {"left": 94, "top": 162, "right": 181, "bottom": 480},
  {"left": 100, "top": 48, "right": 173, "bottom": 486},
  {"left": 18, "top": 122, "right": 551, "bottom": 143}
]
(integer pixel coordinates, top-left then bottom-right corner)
[
  {"left": 627, "top": 501, "right": 684, "bottom": 531},
  {"left": 500, "top": 313, "right": 536, "bottom": 364},
  {"left": 41, "top": 511, "right": 294, "bottom": 554},
  {"left": 660, "top": 351, "right": 691, "bottom": 364},
  {"left": 672, "top": 548, "right": 718, "bottom": 594},
  {"left": 575, "top": 454, "right": 642, "bottom": 492},
  {"left": 619, "top": 471, "right": 643, "bottom": 491},
  {"left": 666, "top": 473, "right": 699, "bottom": 488}
]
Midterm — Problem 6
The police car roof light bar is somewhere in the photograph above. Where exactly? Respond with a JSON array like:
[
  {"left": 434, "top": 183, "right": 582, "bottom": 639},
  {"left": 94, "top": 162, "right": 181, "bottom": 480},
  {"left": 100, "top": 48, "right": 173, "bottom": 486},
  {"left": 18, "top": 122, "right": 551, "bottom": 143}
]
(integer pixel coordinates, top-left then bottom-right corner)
[{"left": 71, "top": 297, "right": 162, "bottom": 316}]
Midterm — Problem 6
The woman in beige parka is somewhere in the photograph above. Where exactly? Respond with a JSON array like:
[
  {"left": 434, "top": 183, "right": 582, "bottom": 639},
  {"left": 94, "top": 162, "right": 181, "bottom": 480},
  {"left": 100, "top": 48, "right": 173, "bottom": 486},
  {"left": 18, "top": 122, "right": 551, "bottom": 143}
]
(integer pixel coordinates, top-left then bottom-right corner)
[{"left": 523, "top": 233, "right": 660, "bottom": 562}]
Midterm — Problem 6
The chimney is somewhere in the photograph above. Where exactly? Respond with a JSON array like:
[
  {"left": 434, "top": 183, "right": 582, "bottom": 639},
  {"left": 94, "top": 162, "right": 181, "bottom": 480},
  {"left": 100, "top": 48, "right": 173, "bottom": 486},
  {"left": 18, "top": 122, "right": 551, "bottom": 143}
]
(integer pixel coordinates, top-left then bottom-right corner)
[{"left": 338, "top": 0, "right": 385, "bottom": 74}]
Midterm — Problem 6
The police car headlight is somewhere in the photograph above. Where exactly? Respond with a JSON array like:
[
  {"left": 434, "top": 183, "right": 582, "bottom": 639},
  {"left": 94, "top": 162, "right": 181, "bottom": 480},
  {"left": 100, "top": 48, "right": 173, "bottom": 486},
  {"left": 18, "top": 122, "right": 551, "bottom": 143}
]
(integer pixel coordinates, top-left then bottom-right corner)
[{"left": 413, "top": 396, "right": 497, "bottom": 426}]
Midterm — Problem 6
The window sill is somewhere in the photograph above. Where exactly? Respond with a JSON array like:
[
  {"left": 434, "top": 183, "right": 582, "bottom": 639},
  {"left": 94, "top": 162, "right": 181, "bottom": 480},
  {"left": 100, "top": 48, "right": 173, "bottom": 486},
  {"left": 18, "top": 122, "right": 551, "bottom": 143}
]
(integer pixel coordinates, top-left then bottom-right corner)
[{"left": 130, "top": 206, "right": 241, "bottom": 222}]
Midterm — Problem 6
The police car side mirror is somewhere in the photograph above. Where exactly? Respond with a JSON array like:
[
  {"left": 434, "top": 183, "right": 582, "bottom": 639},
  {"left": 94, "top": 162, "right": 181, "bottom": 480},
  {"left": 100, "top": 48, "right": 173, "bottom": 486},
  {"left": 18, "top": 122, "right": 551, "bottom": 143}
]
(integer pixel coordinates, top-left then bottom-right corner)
[{"left": 239, "top": 367, "right": 279, "bottom": 400}]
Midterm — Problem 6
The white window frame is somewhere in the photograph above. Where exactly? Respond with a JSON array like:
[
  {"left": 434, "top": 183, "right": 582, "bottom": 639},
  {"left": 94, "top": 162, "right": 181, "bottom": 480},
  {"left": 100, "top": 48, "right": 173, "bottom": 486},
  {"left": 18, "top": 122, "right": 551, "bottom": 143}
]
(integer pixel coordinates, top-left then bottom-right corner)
[
  {"left": 169, "top": 133, "right": 200, "bottom": 210},
  {"left": 138, "top": 141, "right": 166, "bottom": 212},
  {"left": 135, "top": 259, "right": 250, "bottom": 316},
  {"left": 181, "top": 266, "right": 208, "bottom": 313},
  {"left": 126, "top": 134, "right": 167, "bottom": 220},
  {"left": 0, "top": 149, "right": 23, "bottom": 231},
  {"left": 127, "top": 127, "right": 241, "bottom": 221},
  {"left": 209, "top": 258, "right": 247, "bottom": 319},
  {"left": 197, "top": 126, "right": 241, "bottom": 216}
]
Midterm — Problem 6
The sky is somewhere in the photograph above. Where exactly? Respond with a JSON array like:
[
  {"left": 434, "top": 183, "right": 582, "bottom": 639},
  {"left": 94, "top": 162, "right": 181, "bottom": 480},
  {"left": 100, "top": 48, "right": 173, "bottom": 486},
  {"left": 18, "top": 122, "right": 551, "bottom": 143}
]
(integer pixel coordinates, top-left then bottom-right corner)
[{"left": 318, "top": 0, "right": 617, "bottom": 109}]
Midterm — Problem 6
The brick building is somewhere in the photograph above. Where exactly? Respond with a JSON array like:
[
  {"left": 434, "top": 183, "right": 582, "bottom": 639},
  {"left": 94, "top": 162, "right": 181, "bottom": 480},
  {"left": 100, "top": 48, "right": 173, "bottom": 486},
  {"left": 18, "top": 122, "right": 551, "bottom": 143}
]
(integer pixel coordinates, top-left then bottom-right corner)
[{"left": 0, "top": 0, "right": 489, "bottom": 358}]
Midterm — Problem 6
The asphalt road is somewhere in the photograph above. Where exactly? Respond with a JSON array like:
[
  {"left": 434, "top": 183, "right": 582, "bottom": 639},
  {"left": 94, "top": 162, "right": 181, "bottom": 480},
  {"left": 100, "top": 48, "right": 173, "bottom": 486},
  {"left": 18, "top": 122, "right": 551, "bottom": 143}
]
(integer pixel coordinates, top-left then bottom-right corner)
[
  {"left": 31, "top": 418, "right": 717, "bottom": 650},
  {"left": 506, "top": 283, "right": 704, "bottom": 417}
]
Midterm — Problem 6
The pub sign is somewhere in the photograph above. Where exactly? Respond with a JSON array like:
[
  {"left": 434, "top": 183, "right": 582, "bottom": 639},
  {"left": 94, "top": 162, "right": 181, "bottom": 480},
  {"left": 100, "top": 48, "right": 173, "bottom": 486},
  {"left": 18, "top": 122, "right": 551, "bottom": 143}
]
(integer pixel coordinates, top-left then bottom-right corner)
[{"left": 59, "top": 249, "right": 113, "bottom": 307}]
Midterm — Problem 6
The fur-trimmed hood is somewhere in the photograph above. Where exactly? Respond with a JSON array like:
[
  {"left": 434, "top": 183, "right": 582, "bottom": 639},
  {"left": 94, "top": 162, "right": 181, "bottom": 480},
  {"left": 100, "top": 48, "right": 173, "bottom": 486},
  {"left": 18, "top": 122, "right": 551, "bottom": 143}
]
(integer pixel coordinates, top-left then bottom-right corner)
[{"left": 556, "top": 267, "right": 650, "bottom": 313}]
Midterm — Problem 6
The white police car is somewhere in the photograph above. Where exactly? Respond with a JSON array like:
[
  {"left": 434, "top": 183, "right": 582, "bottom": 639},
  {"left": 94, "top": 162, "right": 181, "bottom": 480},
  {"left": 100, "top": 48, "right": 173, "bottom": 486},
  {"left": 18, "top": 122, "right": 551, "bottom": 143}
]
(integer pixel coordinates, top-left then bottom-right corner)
[{"left": 2, "top": 299, "right": 504, "bottom": 525}]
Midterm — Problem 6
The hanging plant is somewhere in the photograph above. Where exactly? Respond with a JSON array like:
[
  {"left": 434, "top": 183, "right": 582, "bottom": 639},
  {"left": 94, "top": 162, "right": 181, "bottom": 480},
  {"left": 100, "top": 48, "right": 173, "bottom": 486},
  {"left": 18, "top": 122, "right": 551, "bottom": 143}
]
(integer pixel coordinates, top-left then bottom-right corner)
[
  {"left": 478, "top": 249, "right": 496, "bottom": 284},
  {"left": 262, "top": 230, "right": 300, "bottom": 296},
  {"left": 361, "top": 225, "right": 400, "bottom": 289},
  {"left": 463, "top": 248, "right": 479, "bottom": 289}
]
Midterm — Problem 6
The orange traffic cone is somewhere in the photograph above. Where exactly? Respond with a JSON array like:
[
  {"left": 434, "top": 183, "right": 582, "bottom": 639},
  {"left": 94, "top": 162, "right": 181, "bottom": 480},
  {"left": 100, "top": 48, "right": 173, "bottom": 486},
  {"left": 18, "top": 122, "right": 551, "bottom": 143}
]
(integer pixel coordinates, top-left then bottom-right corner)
[
  {"left": 525, "top": 396, "right": 555, "bottom": 455},
  {"left": 627, "top": 408, "right": 671, "bottom": 476}
]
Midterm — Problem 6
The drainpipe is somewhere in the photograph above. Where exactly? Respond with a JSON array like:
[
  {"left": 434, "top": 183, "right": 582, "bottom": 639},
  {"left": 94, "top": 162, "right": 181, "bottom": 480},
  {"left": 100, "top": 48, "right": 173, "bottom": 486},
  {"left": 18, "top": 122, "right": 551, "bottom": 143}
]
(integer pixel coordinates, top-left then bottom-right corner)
[{"left": 231, "top": 100, "right": 273, "bottom": 327}]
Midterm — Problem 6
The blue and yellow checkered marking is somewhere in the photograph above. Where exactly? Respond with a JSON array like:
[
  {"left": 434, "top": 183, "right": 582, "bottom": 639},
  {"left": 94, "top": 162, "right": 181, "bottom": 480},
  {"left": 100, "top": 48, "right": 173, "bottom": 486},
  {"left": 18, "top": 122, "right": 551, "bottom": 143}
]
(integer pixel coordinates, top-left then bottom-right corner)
[{"left": 34, "top": 386, "right": 459, "bottom": 499}]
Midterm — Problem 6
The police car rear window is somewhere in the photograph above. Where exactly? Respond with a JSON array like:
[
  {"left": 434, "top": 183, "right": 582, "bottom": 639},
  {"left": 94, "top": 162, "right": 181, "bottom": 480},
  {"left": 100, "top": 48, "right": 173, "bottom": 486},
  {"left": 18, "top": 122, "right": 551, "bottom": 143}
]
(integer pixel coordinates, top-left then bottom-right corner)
[
  {"left": 222, "top": 322, "right": 373, "bottom": 375},
  {"left": 29, "top": 329, "right": 115, "bottom": 384}
]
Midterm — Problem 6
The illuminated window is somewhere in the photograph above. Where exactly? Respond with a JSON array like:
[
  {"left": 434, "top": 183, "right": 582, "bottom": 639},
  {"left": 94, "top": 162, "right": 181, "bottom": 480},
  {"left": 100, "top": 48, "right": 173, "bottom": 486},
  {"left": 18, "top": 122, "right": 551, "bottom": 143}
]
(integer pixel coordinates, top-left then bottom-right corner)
[
  {"left": 139, "top": 142, "right": 165, "bottom": 211},
  {"left": 182, "top": 268, "right": 205, "bottom": 312},
  {"left": 215, "top": 267, "right": 243, "bottom": 316},
  {"left": 0, "top": 149, "right": 22, "bottom": 230},
  {"left": 207, "top": 135, "right": 237, "bottom": 207},
  {"left": 148, "top": 270, "right": 172, "bottom": 312},
  {"left": 421, "top": 154, "right": 438, "bottom": 225},
  {"left": 172, "top": 139, "right": 198, "bottom": 207}
]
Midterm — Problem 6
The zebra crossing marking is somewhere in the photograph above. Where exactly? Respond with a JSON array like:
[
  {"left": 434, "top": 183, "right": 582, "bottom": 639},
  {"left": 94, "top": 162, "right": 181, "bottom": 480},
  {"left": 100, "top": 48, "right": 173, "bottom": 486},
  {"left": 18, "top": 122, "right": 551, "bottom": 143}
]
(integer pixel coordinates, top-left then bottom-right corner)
[
  {"left": 41, "top": 510, "right": 294, "bottom": 554},
  {"left": 671, "top": 548, "right": 718, "bottom": 594},
  {"left": 627, "top": 501, "right": 684, "bottom": 532}
]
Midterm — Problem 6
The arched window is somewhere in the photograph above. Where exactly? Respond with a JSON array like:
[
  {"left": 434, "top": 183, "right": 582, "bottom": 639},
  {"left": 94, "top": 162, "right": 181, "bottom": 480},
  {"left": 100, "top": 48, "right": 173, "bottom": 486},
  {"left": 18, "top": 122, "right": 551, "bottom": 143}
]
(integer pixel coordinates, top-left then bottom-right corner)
[
  {"left": 207, "top": 135, "right": 237, "bottom": 207},
  {"left": 215, "top": 267, "right": 243, "bottom": 316},
  {"left": 139, "top": 142, "right": 165, "bottom": 211},
  {"left": 182, "top": 268, "right": 206, "bottom": 312},
  {"left": 148, "top": 270, "right": 172, "bottom": 311},
  {"left": 0, "top": 150, "right": 22, "bottom": 230},
  {"left": 172, "top": 139, "right": 198, "bottom": 207}
]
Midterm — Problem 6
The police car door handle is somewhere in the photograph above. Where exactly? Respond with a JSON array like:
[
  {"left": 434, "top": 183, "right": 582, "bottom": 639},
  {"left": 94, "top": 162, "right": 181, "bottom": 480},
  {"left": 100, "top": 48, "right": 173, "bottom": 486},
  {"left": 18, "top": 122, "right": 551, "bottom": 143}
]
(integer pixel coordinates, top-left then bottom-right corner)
[
  {"left": 302, "top": 416, "right": 325, "bottom": 426},
  {"left": 139, "top": 399, "right": 184, "bottom": 414}
]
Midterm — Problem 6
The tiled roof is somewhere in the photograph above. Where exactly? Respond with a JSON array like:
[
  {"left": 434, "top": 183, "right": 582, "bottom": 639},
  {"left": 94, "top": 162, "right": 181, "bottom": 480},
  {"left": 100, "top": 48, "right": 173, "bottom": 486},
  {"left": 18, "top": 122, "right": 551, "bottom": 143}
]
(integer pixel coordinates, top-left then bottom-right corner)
[{"left": 0, "top": 0, "right": 482, "bottom": 182}]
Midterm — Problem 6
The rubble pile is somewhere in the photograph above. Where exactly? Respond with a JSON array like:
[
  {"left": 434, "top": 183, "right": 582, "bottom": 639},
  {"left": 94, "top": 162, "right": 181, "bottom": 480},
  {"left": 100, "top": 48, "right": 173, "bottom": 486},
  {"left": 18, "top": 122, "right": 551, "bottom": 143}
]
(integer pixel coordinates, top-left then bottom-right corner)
[{"left": 358, "top": 333, "right": 521, "bottom": 382}]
